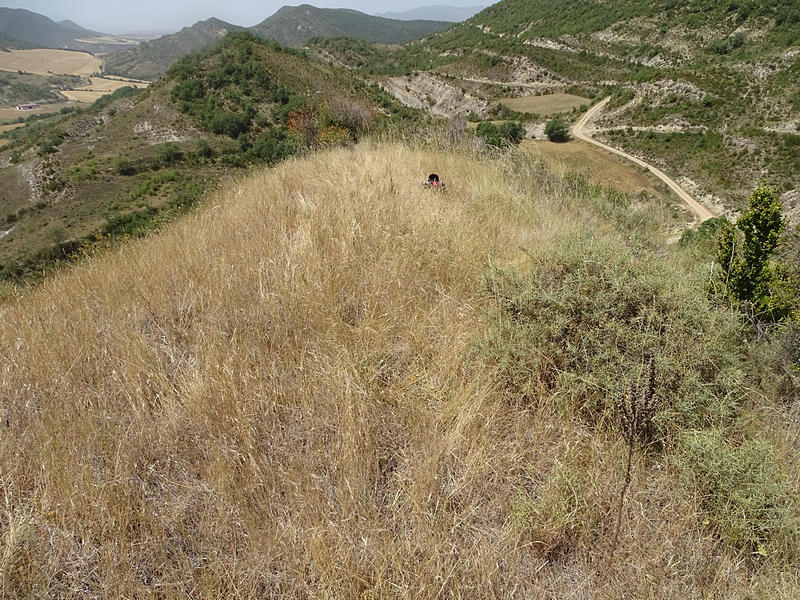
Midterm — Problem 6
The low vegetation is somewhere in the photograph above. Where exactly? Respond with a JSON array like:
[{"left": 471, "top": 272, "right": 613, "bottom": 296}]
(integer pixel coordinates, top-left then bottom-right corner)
[
  {"left": 0, "top": 1, "right": 799, "bottom": 595},
  {"left": 0, "top": 142, "right": 797, "bottom": 597},
  {"left": 475, "top": 120, "right": 525, "bottom": 147}
]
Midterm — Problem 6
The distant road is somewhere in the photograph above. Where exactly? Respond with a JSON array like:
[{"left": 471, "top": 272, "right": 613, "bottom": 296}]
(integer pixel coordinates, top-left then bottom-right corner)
[{"left": 572, "top": 98, "right": 715, "bottom": 223}]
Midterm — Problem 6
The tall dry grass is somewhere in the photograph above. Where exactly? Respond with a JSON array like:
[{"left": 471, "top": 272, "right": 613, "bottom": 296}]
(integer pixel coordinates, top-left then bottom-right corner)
[{"left": 0, "top": 142, "right": 797, "bottom": 598}]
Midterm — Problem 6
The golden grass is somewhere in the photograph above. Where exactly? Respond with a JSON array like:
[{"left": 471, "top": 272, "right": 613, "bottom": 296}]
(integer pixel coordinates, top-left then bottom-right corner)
[
  {"left": 498, "top": 93, "right": 590, "bottom": 115},
  {"left": 0, "top": 123, "right": 24, "bottom": 134},
  {"left": 0, "top": 143, "right": 796, "bottom": 597},
  {"left": 59, "top": 76, "right": 149, "bottom": 103},
  {"left": 0, "top": 49, "right": 101, "bottom": 77},
  {"left": 521, "top": 138, "right": 671, "bottom": 201}
]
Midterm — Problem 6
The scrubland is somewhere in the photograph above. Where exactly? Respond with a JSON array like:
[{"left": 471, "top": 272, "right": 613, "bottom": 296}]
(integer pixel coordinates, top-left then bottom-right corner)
[{"left": 0, "top": 142, "right": 798, "bottom": 598}]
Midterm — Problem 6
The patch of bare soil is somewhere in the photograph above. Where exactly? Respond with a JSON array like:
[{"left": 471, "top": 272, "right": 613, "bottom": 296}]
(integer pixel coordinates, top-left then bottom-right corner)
[
  {"left": 383, "top": 73, "right": 488, "bottom": 118},
  {"left": 133, "top": 120, "right": 195, "bottom": 144},
  {"left": 780, "top": 189, "right": 800, "bottom": 222},
  {"left": 676, "top": 177, "right": 738, "bottom": 221}
]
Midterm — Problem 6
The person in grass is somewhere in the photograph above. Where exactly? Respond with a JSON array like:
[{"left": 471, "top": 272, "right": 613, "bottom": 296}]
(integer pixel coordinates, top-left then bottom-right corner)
[{"left": 424, "top": 173, "right": 446, "bottom": 191}]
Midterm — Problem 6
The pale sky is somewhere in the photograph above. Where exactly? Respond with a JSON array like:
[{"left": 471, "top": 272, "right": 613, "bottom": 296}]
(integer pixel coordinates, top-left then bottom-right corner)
[{"left": 3, "top": 1, "right": 486, "bottom": 34}]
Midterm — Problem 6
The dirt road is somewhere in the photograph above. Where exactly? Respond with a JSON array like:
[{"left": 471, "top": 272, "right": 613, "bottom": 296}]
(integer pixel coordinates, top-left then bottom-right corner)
[{"left": 572, "top": 98, "right": 715, "bottom": 223}]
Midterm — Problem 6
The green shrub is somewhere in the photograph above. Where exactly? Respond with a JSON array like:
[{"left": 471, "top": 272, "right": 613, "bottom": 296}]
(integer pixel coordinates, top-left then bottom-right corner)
[
  {"left": 249, "top": 128, "right": 301, "bottom": 164},
  {"left": 678, "top": 216, "right": 728, "bottom": 248},
  {"left": 171, "top": 78, "right": 204, "bottom": 102},
  {"left": 545, "top": 118, "right": 570, "bottom": 142},
  {"left": 206, "top": 110, "right": 250, "bottom": 138},
  {"left": 114, "top": 156, "right": 136, "bottom": 175},
  {"left": 476, "top": 122, "right": 502, "bottom": 147},
  {"left": 679, "top": 430, "right": 799, "bottom": 559},
  {"left": 499, "top": 121, "right": 525, "bottom": 145},
  {"left": 157, "top": 142, "right": 183, "bottom": 166},
  {"left": 477, "top": 120, "right": 525, "bottom": 147},
  {"left": 478, "top": 232, "right": 744, "bottom": 431},
  {"left": 714, "top": 186, "right": 798, "bottom": 322},
  {"left": 195, "top": 139, "right": 214, "bottom": 159}
]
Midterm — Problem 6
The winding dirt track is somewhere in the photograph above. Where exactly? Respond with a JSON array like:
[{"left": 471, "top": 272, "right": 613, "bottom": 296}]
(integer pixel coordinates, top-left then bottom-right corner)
[{"left": 572, "top": 98, "right": 715, "bottom": 223}]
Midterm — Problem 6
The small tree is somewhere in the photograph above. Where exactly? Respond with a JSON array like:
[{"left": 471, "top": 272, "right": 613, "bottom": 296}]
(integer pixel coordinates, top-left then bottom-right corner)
[
  {"left": 499, "top": 121, "right": 526, "bottom": 145},
  {"left": 715, "top": 186, "right": 797, "bottom": 321},
  {"left": 476, "top": 121, "right": 502, "bottom": 147},
  {"left": 544, "top": 118, "right": 570, "bottom": 142},
  {"left": 157, "top": 142, "right": 183, "bottom": 166},
  {"left": 477, "top": 121, "right": 525, "bottom": 147},
  {"left": 114, "top": 156, "right": 135, "bottom": 175}
]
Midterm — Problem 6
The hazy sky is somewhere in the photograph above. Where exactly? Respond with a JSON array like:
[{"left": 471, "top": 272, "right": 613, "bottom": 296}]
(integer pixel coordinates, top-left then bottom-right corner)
[{"left": 3, "top": 1, "right": 487, "bottom": 33}]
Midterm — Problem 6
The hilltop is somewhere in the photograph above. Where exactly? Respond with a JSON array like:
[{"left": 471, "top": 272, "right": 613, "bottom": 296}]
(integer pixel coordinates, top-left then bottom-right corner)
[
  {"left": 250, "top": 4, "right": 452, "bottom": 47},
  {"left": 103, "top": 18, "right": 244, "bottom": 81},
  {"left": 1, "top": 139, "right": 798, "bottom": 596},
  {"left": 0, "top": 32, "right": 416, "bottom": 282}
]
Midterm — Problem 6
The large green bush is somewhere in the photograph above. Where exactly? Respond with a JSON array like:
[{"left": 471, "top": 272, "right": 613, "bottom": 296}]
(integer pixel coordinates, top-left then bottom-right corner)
[
  {"left": 544, "top": 118, "right": 570, "bottom": 142},
  {"left": 476, "top": 121, "right": 526, "bottom": 147},
  {"left": 679, "top": 430, "right": 799, "bottom": 559},
  {"left": 479, "top": 232, "right": 744, "bottom": 432}
]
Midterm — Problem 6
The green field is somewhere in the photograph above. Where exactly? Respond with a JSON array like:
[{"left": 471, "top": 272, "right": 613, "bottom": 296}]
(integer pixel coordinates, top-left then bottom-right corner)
[{"left": 497, "top": 93, "right": 590, "bottom": 115}]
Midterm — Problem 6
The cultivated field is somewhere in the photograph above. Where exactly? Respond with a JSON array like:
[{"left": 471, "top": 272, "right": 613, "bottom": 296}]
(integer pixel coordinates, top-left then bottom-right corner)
[
  {"left": 0, "top": 122, "right": 25, "bottom": 134},
  {"left": 0, "top": 102, "right": 77, "bottom": 124},
  {"left": 0, "top": 49, "right": 101, "bottom": 77},
  {"left": 522, "top": 138, "right": 671, "bottom": 201},
  {"left": 74, "top": 35, "right": 142, "bottom": 45},
  {"left": 498, "top": 93, "right": 590, "bottom": 115},
  {"left": 59, "top": 76, "right": 149, "bottom": 103}
]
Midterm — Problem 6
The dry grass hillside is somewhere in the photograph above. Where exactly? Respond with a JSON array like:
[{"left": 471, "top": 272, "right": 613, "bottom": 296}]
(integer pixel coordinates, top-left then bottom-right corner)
[{"left": 0, "top": 142, "right": 798, "bottom": 598}]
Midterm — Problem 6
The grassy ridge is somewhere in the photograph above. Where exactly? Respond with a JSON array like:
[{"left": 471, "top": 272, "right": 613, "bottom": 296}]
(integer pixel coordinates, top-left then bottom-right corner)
[
  {"left": 0, "top": 142, "right": 796, "bottom": 596},
  {"left": 0, "top": 33, "right": 419, "bottom": 284}
]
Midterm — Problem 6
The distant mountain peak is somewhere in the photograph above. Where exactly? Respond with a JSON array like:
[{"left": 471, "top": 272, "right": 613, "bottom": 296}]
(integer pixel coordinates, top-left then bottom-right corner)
[
  {"left": 376, "top": 4, "right": 487, "bottom": 22},
  {"left": 251, "top": 5, "right": 453, "bottom": 47}
]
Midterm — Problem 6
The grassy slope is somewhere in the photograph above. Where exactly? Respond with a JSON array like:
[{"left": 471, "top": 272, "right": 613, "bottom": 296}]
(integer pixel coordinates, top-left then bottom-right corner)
[
  {"left": 0, "top": 33, "right": 414, "bottom": 282},
  {"left": 0, "top": 141, "right": 797, "bottom": 597}
]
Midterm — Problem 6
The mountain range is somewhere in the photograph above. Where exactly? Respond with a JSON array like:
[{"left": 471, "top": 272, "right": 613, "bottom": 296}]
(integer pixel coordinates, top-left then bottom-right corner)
[
  {"left": 251, "top": 4, "right": 451, "bottom": 47},
  {"left": 377, "top": 4, "right": 487, "bottom": 22},
  {"left": 0, "top": 7, "right": 134, "bottom": 52},
  {"left": 104, "top": 4, "right": 453, "bottom": 81}
]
